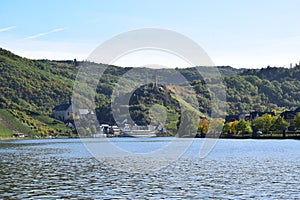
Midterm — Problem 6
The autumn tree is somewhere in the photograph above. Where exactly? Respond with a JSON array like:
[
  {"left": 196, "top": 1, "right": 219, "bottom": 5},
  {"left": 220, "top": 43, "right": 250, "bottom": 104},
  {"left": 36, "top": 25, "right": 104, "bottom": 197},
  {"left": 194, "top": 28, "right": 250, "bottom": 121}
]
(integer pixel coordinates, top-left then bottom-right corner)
[
  {"left": 252, "top": 114, "right": 276, "bottom": 134},
  {"left": 271, "top": 116, "right": 289, "bottom": 137},
  {"left": 198, "top": 117, "right": 209, "bottom": 137},
  {"left": 236, "top": 119, "right": 252, "bottom": 134},
  {"left": 223, "top": 120, "right": 238, "bottom": 136}
]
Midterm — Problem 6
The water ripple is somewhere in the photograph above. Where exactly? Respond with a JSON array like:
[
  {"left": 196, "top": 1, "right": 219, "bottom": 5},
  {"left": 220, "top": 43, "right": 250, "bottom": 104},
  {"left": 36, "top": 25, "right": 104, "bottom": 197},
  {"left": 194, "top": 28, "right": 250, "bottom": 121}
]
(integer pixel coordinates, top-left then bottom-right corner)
[{"left": 0, "top": 138, "right": 300, "bottom": 199}]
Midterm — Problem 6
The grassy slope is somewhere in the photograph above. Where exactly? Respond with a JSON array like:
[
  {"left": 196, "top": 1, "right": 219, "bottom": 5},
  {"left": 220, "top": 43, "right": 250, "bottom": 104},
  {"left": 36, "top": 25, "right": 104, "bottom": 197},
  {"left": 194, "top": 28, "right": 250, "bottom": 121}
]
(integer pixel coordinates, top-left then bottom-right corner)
[
  {"left": 0, "top": 109, "right": 31, "bottom": 134},
  {"left": 31, "top": 114, "right": 71, "bottom": 133},
  {"left": 0, "top": 109, "right": 74, "bottom": 138},
  {"left": 0, "top": 122, "right": 14, "bottom": 138}
]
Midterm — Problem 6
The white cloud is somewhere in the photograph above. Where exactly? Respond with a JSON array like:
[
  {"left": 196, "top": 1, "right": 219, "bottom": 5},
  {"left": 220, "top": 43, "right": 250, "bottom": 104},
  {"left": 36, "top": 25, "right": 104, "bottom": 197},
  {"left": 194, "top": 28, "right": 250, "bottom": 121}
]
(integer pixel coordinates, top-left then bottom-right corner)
[
  {"left": 0, "top": 26, "right": 16, "bottom": 32},
  {"left": 24, "top": 27, "right": 67, "bottom": 40}
]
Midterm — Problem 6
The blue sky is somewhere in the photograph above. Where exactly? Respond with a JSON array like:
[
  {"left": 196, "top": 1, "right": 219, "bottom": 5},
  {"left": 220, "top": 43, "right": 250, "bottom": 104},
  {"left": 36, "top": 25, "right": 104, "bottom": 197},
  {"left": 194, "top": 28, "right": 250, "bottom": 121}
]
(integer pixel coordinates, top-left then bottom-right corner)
[{"left": 1, "top": 0, "right": 300, "bottom": 68}]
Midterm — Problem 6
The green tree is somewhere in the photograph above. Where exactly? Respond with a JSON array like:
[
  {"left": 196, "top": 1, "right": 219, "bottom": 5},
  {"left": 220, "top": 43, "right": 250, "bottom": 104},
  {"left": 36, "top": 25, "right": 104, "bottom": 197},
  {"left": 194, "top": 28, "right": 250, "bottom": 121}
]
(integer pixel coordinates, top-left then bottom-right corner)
[
  {"left": 271, "top": 116, "right": 289, "bottom": 137},
  {"left": 236, "top": 119, "right": 252, "bottom": 134},
  {"left": 252, "top": 114, "right": 276, "bottom": 134},
  {"left": 208, "top": 118, "right": 224, "bottom": 138},
  {"left": 77, "top": 127, "right": 86, "bottom": 136},
  {"left": 294, "top": 113, "right": 300, "bottom": 130},
  {"left": 222, "top": 123, "right": 231, "bottom": 136},
  {"left": 90, "top": 125, "right": 97, "bottom": 135},
  {"left": 178, "top": 109, "right": 199, "bottom": 137}
]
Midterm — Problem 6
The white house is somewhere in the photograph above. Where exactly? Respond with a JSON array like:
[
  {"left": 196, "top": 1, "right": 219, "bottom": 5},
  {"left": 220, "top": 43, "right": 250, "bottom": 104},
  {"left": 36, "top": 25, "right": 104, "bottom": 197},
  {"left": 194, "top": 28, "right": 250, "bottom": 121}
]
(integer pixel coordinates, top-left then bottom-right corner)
[
  {"left": 78, "top": 109, "right": 89, "bottom": 118},
  {"left": 52, "top": 103, "right": 94, "bottom": 122}
]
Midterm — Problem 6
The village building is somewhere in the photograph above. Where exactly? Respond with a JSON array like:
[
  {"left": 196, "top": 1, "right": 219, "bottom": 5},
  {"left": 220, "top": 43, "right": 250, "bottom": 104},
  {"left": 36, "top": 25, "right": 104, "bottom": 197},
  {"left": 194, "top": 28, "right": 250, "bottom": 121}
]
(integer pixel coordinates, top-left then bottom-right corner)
[
  {"left": 78, "top": 109, "right": 89, "bottom": 118},
  {"left": 225, "top": 115, "right": 239, "bottom": 123},
  {"left": 280, "top": 107, "right": 300, "bottom": 130},
  {"left": 225, "top": 111, "right": 275, "bottom": 124},
  {"left": 52, "top": 103, "right": 72, "bottom": 121},
  {"left": 249, "top": 111, "right": 275, "bottom": 121},
  {"left": 52, "top": 103, "right": 94, "bottom": 122}
]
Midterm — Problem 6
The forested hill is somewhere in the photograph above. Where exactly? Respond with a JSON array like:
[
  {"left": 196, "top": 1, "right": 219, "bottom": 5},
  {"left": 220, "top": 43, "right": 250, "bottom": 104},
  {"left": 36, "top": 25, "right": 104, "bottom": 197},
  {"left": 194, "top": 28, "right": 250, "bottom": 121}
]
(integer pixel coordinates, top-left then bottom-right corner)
[
  {"left": 0, "top": 47, "right": 244, "bottom": 116},
  {"left": 0, "top": 47, "right": 299, "bottom": 136},
  {"left": 0, "top": 48, "right": 77, "bottom": 112},
  {"left": 240, "top": 65, "right": 300, "bottom": 82}
]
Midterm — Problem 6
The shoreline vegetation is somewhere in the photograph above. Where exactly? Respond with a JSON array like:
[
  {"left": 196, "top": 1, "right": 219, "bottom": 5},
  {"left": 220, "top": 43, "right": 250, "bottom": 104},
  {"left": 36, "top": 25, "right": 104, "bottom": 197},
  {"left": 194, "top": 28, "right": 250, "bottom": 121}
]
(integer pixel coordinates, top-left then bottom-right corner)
[{"left": 3, "top": 132, "right": 300, "bottom": 141}]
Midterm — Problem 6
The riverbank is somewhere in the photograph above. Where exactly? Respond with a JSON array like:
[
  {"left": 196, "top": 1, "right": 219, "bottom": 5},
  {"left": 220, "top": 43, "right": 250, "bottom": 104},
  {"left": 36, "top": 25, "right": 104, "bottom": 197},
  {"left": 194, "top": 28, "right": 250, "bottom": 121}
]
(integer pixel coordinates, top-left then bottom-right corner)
[
  {"left": 220, "top": 135, "right": 300, "bottom": 140},
  {"left": 2, "top": 133, "right": 300, "bottom": 141}
]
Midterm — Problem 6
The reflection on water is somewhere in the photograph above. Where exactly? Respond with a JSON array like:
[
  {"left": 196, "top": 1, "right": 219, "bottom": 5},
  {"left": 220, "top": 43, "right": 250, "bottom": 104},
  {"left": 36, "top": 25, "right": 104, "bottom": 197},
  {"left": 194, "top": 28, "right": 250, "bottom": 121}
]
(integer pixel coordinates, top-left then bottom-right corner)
[{"left": 1, "top": 138, "right": 300, "bottom": 199}]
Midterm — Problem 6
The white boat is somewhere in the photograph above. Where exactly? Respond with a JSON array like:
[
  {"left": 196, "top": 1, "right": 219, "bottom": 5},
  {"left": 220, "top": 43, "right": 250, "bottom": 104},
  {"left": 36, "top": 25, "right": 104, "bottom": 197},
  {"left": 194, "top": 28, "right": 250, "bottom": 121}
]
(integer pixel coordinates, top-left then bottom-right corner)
[
  {"left": 111, "top": 125, "right": 121, "bottom": 136},
  {"left": 98, "top": 124, "right": 121, "bottom": 137},
  {"left": 120, "top": 123, "right": 157, "bottom": 137}
]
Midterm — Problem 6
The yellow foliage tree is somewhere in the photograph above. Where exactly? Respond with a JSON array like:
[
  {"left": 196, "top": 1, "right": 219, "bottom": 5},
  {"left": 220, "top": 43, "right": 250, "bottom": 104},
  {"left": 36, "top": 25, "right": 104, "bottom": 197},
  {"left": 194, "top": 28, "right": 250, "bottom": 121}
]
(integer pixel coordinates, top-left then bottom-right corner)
[{"left": 198, "top": 118, "right": 209, "bottom": 134}]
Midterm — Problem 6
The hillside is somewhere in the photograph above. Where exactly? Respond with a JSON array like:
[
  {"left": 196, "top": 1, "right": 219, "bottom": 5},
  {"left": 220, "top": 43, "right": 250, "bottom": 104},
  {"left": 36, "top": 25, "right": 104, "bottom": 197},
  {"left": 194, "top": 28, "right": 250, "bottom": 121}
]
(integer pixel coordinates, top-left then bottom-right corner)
[
  {"left": 0, "top": 48, "right": 78, "bottom": 137},
  {"left": 0, "top": 48, "right": 77, "bottom": 112},
  {"left": 0, "top": 47, "right": 299, "bottom": 137}
]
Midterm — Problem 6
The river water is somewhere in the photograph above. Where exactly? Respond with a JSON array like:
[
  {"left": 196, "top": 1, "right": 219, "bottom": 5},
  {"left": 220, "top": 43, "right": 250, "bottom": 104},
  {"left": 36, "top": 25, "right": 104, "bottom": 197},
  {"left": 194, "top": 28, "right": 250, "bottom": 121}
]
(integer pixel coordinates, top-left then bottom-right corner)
[{"left": 0, "top": 138, "right": 300, "bottom": 199}]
